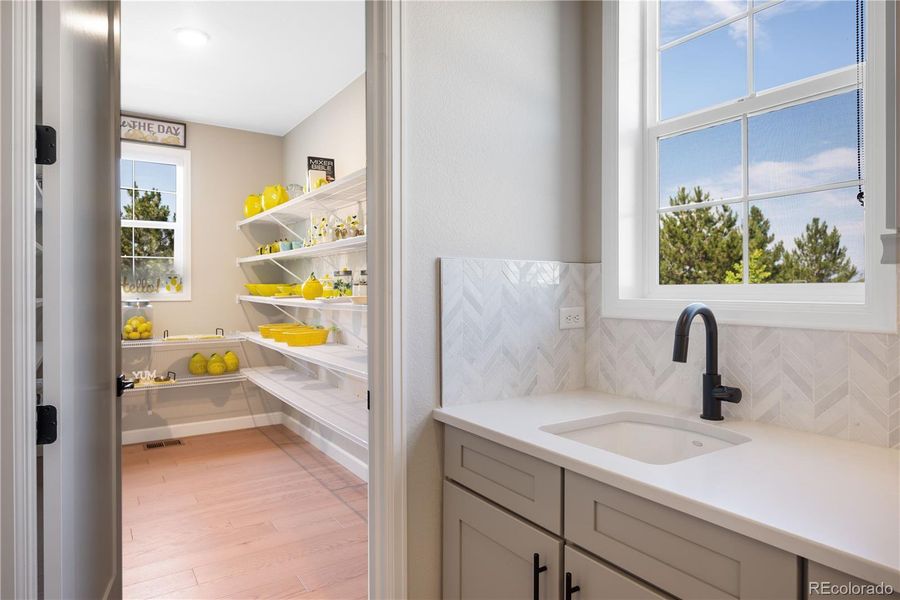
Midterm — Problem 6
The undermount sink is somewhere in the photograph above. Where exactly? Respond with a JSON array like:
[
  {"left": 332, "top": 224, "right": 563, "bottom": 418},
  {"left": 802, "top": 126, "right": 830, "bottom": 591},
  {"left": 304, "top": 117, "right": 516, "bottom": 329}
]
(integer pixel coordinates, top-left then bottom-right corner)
[{"left": 540, "top": 411, "right": 750, "bottom": 465}]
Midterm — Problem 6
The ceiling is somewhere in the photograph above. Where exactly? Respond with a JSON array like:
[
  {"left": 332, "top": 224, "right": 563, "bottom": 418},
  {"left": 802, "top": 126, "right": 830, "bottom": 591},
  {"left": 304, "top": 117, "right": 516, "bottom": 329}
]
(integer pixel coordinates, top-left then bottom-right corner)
[{"left": 121, "top": 1, "right": 365, "bottom": 136}]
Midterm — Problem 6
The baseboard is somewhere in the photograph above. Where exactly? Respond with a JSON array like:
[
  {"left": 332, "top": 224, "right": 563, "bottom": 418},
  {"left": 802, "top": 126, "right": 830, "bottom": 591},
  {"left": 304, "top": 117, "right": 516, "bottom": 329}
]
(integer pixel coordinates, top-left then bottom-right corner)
[
  {"left": 121, "top": 411, "right": 283, "bottom": 445},
  {"left": 280, "top": 412, "right": 369, "bottom": 482}
]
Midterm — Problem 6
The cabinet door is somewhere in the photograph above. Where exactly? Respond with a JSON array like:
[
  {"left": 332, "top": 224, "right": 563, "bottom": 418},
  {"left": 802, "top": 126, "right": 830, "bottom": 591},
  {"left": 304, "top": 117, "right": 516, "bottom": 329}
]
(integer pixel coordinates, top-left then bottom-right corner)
[
  {"left": 444, "top": 480, "right": 562, "bottom": 600},
  {"left": 564, "top": 546, "right": 670, "bottom": 600}
]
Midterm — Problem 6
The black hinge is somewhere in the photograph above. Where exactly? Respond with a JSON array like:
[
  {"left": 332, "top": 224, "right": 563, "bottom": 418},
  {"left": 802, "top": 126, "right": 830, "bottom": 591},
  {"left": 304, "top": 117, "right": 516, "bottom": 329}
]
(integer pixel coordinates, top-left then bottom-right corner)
[
  {"left": 117, "top": 374, "right": 134, "bottom": 398},
  {"left": 367, "top": 390, "right": 370, "bottom": 411},
  {"left": 36, "top": 405, "right": 57, "bottom": 445},
  {"left": 35, "top": 125, "right": 57, "bottom": 165}
]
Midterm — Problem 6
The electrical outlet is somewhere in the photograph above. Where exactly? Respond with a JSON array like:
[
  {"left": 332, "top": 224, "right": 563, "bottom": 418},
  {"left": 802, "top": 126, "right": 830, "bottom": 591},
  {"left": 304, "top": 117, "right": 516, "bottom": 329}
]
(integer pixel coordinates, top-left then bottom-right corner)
[{"left": 559, "top": 306, "right": 585, "bottom": 330}]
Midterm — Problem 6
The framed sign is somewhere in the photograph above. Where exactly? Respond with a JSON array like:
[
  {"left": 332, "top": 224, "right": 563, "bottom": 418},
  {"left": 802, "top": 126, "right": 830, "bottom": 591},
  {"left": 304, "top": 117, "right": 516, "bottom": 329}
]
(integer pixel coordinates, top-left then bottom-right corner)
[{"left": 120, "top": 115, "right": 186, "bottom": 147}]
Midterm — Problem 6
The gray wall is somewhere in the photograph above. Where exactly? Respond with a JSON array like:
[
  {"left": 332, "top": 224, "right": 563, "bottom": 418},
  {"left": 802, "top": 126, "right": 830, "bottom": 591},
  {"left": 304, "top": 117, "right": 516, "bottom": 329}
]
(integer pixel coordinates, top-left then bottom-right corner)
[
  {"left": 282, "top": 74, "right": 366, "bottom": 185},
  {"left": 401, "top": 2, "right": 584, "bottom": 596}
]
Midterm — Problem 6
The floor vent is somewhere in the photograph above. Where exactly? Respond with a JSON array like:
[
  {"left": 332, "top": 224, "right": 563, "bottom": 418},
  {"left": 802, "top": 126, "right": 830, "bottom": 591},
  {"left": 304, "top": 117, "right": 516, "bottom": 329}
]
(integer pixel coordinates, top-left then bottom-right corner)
[{"left": 144, "top": 439, "right": 183, "bottom": 450}]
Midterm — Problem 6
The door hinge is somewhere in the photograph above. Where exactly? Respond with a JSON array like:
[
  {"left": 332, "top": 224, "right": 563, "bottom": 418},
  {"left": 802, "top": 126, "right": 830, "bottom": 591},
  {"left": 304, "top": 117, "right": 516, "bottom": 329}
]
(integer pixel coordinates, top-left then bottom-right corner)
[
  {"left": 367, "top": 390, "right": 370, "bottom": 411},
  {"left": 36, "top": 405, "right": 57, "bottom": 445},
  {"left": 35, "top": 125, "right": 57, "bottom": 165},
  {"left": 117, "top": 374, "right": 134, "bottom": 398}
]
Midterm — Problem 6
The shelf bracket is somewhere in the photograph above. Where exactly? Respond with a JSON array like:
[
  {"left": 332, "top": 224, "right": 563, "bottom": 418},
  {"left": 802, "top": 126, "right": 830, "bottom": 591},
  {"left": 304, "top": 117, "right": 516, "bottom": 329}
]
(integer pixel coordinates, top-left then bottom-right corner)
[
  {"left": 268, "top": 259, "right": 304, "bottom": 282},
  {"left": 269, "top": 213, "right": 303, "bottom": 241},
  {"left": 270, "top": 302, "right": 305, "bottom": 324}
]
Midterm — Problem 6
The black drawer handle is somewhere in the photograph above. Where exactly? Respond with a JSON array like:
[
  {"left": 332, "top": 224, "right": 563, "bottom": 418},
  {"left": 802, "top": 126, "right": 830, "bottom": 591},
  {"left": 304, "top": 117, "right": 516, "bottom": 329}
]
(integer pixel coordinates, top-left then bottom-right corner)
[
  {"left": 565, "top": 572, "right": 581, "bottom": 600},
  {"left": 532, "top": 553, "right": 548, "bottom": 600}
]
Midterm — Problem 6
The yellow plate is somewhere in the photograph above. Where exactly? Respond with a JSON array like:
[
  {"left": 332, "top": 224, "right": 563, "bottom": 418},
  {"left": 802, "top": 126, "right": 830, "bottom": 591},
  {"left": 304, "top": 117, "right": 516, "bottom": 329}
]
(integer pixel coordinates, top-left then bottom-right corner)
[
  {"left": 244, "top": 283, "right": 259, "bottom": 296},
  {"left": 255, "top": 283, "right": 280, "bottom": 296}
]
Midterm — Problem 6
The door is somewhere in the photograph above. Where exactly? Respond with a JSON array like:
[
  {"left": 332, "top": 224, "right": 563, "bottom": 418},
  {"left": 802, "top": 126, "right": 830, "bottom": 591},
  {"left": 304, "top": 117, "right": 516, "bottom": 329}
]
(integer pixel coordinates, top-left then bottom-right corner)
[
  {"left": 443, "top": 480, "right": 561, "bottom": 600},
  {"left": 40, "top": 1, "right": 121, "bottom": 598},
  {"left": 564, "top": 546, "right": 671, "bottom": 600}
]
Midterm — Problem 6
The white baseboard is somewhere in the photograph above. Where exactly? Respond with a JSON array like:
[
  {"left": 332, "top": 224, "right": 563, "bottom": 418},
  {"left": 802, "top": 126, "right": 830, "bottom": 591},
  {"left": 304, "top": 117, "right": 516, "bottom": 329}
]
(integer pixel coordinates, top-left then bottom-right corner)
[
  {"left": 121, "top": 411, "right": 283, "bottom": 445},
  {"left": 281, "top": 412, "right": 369, "bottom": 482}
]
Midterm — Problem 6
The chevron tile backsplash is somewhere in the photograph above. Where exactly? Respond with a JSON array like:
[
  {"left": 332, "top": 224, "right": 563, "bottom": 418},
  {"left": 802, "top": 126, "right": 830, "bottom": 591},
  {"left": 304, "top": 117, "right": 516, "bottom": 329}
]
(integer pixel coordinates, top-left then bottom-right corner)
[
  {"left": 440, "top": 258, "right": 585, "bottom": 406},
  {"left": 440, "top": 259, "right": 899, "bottom": 448}
]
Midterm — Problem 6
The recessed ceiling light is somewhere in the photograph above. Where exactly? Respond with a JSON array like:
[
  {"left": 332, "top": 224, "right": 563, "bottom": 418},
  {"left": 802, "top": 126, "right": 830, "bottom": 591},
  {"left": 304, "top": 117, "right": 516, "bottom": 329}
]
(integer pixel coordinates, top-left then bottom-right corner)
[{"left": 174, "top": 28, "right": 209, "bottom": 47}]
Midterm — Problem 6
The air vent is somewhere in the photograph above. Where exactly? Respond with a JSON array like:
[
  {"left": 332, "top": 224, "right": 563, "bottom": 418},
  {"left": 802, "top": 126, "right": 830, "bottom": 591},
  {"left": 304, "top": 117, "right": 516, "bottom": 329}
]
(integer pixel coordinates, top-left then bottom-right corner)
[{"left": 143, "top": 439, "right": 183, "bottom": 450}]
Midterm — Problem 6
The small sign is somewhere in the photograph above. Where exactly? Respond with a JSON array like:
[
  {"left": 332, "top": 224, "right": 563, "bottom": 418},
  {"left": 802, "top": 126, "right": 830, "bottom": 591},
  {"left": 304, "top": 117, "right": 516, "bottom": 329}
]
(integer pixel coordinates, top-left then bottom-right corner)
[
  {"left": 121, "top": 115, "right": 186, "bottom": 147},
  {"left": 307, "top": 156, "right": 335, "bottom": 190}
]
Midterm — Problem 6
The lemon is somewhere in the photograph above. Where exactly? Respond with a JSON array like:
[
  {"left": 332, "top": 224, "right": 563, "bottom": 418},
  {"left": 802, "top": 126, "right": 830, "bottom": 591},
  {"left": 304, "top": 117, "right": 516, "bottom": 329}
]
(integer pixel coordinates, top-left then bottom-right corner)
[
  {"left": 207, "top": 353, "right": 226, "bottom": 376},
  {"left": 188, "top": 353, "right": 208, "bottom": 376},
  {"left": 223, "top": 351, "right": 240, "bottom": 372},
  {"left": 140, "top": 332, "right": 151, "bottom": 339},
  {"left": 301, "top": 273, "right": 324, "bottom": 300},
  {"left": 124, "top": 324, "right": 133, "bottom": 334},
  {"left": 128, "top": 332, "right": 140, "bottom": 340}
]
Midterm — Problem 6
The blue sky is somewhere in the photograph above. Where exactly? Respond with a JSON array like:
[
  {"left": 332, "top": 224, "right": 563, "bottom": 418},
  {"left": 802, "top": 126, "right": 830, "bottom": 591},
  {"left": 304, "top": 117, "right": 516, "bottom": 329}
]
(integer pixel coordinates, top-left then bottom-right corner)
[{"left": 658, "top": 0, "right": 864, "bottom": 278}]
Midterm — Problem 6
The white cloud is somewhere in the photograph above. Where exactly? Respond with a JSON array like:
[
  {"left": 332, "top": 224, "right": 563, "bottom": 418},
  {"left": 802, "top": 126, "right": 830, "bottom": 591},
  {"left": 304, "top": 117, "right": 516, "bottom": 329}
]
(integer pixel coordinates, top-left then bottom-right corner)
[{"left": 749, "top": 146, "right": 857, "bottom": 193}]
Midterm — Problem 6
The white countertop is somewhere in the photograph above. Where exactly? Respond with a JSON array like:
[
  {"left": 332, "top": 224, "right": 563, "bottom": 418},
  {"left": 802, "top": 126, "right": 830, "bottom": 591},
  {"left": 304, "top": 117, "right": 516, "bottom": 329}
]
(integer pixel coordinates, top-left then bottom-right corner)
[{"left": 433, "top": 390, "right": 900, "bottom": 587}]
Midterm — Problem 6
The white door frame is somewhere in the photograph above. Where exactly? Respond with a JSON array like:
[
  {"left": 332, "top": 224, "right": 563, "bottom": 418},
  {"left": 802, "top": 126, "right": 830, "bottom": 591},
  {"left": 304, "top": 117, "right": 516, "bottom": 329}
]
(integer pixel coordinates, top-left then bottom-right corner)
[
  {"left": 366, "top": 1, "right": 408, "bottom": 598},
  {"left": 0, "top": 1, "right": 38, "bottom": 598}
]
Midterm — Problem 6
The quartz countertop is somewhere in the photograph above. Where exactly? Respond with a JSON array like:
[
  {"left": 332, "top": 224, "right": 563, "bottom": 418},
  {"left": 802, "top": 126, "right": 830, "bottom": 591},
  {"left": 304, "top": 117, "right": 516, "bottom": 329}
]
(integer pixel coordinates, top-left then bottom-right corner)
[{"left": 433, "top": 390, "right": 900, "bottom": 587}]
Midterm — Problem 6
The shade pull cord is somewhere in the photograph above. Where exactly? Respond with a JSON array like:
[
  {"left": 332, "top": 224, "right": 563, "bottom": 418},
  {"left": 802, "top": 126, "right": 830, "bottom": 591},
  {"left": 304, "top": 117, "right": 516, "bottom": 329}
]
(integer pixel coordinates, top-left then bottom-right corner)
[{"left": 855, "top": 0, "right": 865, "bottom": 207}]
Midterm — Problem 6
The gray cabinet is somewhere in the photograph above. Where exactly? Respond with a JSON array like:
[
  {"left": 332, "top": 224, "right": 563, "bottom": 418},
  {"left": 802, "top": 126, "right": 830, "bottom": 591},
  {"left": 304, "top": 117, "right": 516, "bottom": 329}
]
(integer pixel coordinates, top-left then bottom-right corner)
[
  {"left": 564, "top": 546, "right": 671, "bottom": 600},
  {"left": 443, "top": 480, "right": 561, "bottom": 600}
]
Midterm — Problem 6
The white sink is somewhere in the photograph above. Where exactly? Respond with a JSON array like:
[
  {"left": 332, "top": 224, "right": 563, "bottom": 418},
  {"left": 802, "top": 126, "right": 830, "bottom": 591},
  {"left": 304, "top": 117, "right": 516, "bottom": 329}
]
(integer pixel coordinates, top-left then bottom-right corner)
[{"left": 540, "top": 411, "right": 750, "bottom": 465}]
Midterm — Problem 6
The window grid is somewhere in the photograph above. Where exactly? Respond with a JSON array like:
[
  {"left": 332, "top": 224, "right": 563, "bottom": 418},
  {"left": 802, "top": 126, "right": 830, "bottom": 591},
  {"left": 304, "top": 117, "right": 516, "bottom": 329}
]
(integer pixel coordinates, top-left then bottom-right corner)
[{"left": 649, "top": 0, "right": 864, "bottom": 287}]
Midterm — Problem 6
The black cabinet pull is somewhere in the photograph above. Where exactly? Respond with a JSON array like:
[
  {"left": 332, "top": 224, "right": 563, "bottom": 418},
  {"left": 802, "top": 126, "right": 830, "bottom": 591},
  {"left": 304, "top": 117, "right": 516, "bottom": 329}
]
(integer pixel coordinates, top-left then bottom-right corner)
[
  {"left": 532, "top": 553, "right": 548, "bottom": 600},
  {"left": 565, "top": 572, "right": 580, "bottom": 600}
]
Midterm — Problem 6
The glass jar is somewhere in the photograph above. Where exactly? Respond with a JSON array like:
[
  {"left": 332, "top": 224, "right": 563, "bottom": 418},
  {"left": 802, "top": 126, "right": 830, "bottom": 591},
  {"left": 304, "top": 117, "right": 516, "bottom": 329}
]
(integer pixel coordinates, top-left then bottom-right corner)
[
  {"left": 121, "top": 300, "right": 154, "bottom": 341},
  {"left": 353, "top": 270, "right": 367, "bottom": 298},
  {"left": 333, "top": 269, "right": 353, "bottom": 296},
  {"left": 321, "top": 273, "right": 336, "bottom": 298}
]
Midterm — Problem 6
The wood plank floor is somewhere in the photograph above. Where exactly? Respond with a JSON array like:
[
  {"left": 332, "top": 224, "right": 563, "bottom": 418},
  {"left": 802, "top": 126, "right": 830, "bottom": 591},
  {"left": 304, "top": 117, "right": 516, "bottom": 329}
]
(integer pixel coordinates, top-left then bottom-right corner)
[{"left": 122, "top": 426, "right": 367, "bottom": 599}]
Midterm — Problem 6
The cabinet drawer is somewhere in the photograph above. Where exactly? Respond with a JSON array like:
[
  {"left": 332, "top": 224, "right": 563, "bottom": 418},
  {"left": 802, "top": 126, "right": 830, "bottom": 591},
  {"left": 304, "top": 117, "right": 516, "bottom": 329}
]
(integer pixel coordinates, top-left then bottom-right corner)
[
  {"left": 444, "top": 480, "right": 562, "bottom": 600},
  {"left": 445, "top": 426, "right": 562, "bottom": 534},
  {"left": 565, "top": 545, "right": 670, "bottom": 600},
  {"left": 806, "top": 561, "right": 900, "bottom": 599},
  {"left": 565, "top": 471, "right": 799, "bottom": 599}
]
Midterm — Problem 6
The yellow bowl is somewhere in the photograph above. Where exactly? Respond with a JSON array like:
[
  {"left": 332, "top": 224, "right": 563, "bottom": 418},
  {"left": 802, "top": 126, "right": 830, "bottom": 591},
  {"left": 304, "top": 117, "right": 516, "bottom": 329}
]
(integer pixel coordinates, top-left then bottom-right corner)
[
  {"left": 290, "top": 284, "right": 304, "bottom": 296},
  {"left": 273, "top": 325, "right": 313, "bottom": 342},
  {"left": 244, "top": 283, "right": 259, "bottom": 296},
  {"left": 283, "top": 328, "right": 329, "bottom": 347},
  {"left": 276, "top": 284, "right": 294, "bottom": 295},
  {"left": 258, "top": 323, "right": 303, "bottom": 338},
  {"left": 255, "top": 284, "right": 280, "bottom": 296}
]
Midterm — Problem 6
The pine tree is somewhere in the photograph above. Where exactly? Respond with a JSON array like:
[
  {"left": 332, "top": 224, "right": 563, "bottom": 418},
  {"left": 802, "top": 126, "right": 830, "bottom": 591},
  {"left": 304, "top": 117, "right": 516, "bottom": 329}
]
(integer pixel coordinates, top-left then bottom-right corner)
[
  {"left": 658, "top": 186, "right": 742, "bottom": 284},
  {"left": 120, "top": 186, "right": 175, "bottom": 281},
  {"left": 781, "top": 217, "right": 859, "bottom": 283}
]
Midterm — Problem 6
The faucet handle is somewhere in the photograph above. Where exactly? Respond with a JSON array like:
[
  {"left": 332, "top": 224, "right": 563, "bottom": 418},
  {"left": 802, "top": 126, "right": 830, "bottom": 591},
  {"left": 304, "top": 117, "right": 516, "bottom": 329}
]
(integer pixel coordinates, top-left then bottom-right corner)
[{"left": 713, "top": 385, "right": 742, "bottom": 404}]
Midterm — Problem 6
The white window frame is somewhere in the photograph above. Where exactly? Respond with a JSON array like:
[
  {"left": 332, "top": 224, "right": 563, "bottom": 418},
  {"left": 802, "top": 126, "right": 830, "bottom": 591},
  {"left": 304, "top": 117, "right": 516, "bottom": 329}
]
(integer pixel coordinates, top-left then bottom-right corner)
[
  {"left": 601, "top": 0, "right": 896, "bottom": 332},
  {"left": 120, "top": 141, "right": 192, "bottom": 301}
]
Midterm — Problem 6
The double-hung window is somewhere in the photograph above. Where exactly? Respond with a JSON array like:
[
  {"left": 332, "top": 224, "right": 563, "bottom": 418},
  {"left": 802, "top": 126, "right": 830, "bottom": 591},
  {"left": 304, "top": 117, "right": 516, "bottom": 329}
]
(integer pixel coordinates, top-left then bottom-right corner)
[
  {"left": 602, "top": 0, "right": 896, "bottom": 331},
  {"left": 119, "top": 141, "right": 191, "bottom": 300}
]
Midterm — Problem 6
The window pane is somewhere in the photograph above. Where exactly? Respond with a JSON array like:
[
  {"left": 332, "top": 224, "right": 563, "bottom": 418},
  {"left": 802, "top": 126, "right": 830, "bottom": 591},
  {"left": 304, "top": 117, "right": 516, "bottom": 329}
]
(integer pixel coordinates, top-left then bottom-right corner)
[
  {"left": 120, "top": 257, "right": 135, "bottom": 284},
  {"left": 754, "top": 0, "right": 858, "bottom": 91},
  {"left": 749, "top": 91, "right": 859, "bottom": 195},
  {"left": 120, "top": 189, "right": 133, "bottom": 219},
  {"left": 133, "top": 227, "right": 175, "bottom": 257},
  {"left": 659, "top": 203, "right": 744, "bottom": 284},
  {"left": 659, "top": 120, "right": 742, "bottom": 207},
  {"left": 134, "top": 160, "right": 176, "bottom": 193},
  {"left": 749, "top": 188, "right": 863, "bottom": 283},
  {"left": 661, "top": 21, "right": 748, "bottom": 119},
  {"left": 134, "top": 258, "right": 175, "bottom": 281},
  {"left": 130, "top": 190, "right": 176, "bottom": 222},
  {"left": 660, "top": 0, "right": 746, "bottom": 45},
  {"left": 119, "top": 159, "right": 134, "bottom": 188},
  {"left": 120, "top": 226, "right": 135, "bottom": 258}
]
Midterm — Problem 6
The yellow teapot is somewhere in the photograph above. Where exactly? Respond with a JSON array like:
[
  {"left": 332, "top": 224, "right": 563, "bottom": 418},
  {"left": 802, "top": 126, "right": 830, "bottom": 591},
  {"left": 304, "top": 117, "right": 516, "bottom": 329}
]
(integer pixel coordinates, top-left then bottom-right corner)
[
  {"left": 262, "top": 185, "right": 289, "bottom": 211},
  {"left": 243, "top": 194, "right": 262, "bottom": 218}
]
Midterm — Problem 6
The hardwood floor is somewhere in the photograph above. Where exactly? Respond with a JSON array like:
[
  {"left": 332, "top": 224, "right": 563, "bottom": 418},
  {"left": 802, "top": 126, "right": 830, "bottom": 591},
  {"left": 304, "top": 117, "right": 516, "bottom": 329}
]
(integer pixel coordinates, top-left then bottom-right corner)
[{"left": 122, "top": 426, "right": 367, "bottom": 599}]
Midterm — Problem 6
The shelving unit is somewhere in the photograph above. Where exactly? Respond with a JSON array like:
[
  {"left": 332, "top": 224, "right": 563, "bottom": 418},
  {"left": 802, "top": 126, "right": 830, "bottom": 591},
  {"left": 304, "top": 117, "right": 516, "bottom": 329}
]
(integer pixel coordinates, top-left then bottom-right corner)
[
  {"left": 125, "top": 372, "right": 247, "bottom": 394},
  {"left": 121, "top": 334, "right": 244, "bottom": 349},
  {"left": 240, "top": 331, "right": 367, "bottom": 380},
  {"left": 237, "top": 295, "right": 366, "bottom": 312},
  {"left": 243, "top": 366, "right": 367, "bottom": 448},
  {"left": 237, "top": 235, "right": 366, "bottom": 265},
  {"left": 237, "top": 168, "right": 366, "bottom": 228}
]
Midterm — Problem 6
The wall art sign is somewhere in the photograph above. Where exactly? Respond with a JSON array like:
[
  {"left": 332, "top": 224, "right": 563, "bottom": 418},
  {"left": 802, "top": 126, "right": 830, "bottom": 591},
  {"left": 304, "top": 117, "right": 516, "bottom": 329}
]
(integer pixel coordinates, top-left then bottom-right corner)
[
  {"left": 307, "top": 156, "right": 336, "bottom": 190},
  {"left": 120, "top": 115, "right": 186, "bottom": 147}
]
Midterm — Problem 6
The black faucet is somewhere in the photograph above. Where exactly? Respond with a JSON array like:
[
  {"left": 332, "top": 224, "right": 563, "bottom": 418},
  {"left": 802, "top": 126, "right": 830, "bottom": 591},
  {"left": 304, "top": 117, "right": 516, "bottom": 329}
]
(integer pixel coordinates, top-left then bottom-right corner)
[{"left": 672, "top": 303, "right": 742, "bottom": 421}]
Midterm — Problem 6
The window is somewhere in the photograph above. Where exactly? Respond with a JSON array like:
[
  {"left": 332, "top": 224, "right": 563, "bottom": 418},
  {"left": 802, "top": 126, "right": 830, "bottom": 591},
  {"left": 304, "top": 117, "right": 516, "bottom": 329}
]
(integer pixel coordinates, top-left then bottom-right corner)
[
  {"left": 120, "top": 142, "right": 191, "bottom": 300},
  {"left": 601, "top": 0, "right": 896, "bottom": 331}
]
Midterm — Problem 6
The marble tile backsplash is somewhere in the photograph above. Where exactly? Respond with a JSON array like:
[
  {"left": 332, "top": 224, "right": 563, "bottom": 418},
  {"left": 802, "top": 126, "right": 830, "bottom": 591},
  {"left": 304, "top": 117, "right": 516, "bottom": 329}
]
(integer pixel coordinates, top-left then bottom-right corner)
[
  {"left": 584, "top": 264, "right": 900, "bottom": 448},
  {"left": 440, "top": 258, "right": 585, "bottom": 406}
]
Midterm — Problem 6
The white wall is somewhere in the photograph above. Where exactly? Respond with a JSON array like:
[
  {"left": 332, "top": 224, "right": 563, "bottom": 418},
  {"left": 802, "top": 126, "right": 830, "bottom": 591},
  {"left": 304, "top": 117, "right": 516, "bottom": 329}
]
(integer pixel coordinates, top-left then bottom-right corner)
[
  {"left": 401, "top": 2, "right": 583, "bottom": 596},
  {"left": 282, "top": 74, "right": 366, "bottom": 185}
]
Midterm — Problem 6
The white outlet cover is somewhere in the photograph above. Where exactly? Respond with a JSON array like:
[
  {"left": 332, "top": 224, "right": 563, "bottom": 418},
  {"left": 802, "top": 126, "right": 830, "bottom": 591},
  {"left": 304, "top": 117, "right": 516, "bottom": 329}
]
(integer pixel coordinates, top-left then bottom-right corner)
[{"left": 559, "top": 306, "right": 585, "bottom": 330}]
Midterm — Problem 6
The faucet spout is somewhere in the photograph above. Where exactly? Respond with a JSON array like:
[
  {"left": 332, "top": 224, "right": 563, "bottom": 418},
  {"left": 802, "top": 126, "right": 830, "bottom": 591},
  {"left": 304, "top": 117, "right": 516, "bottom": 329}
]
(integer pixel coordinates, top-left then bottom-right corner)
[{"left": 672, "top": 303, "right": 740, "bottom": 421}]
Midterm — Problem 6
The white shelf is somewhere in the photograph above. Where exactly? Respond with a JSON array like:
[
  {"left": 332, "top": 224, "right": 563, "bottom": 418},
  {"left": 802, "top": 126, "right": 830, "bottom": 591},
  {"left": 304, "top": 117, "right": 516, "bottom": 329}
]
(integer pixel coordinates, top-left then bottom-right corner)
[
  {"left": 237, "top": 168, "right": 366, "bottom": 228},
  {"left": 125, "top": 372, "right": 246, "bottom": 394},
  {"left": 243, "top": 366, "right": 367, "bottom": 447},
  {"left": 237, "top": 236, "right": 366, "bottom": 265},
  {"left": 238, "top": 295, "right": 366, "bottom": 312},
  {"left": 240, "top": 331, "right": 367, "bottom": 380},
  {"left": 122, "top": 334, "right": 243, "bottom": 349}
]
